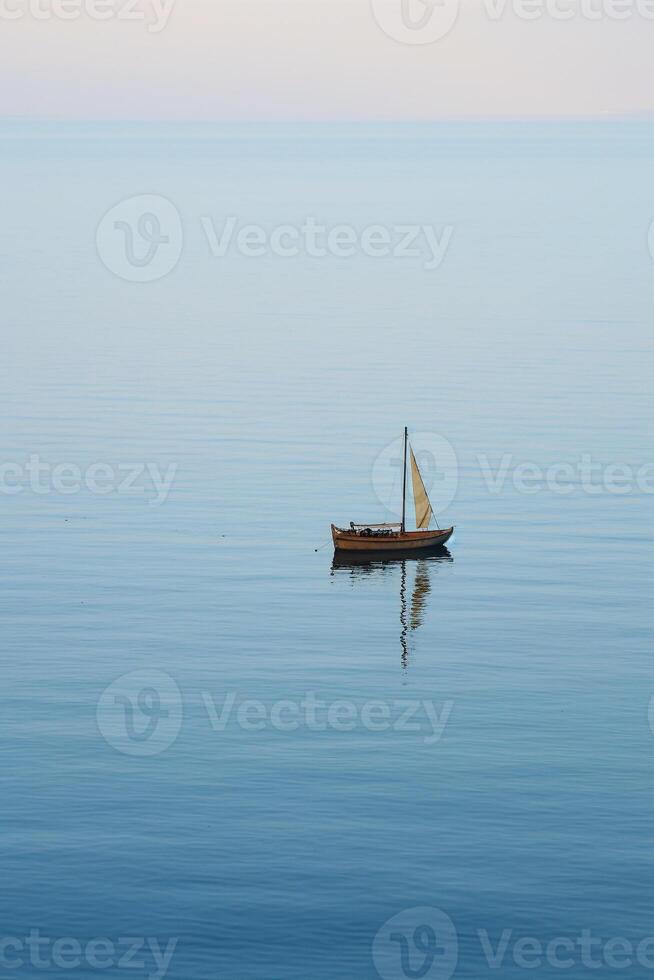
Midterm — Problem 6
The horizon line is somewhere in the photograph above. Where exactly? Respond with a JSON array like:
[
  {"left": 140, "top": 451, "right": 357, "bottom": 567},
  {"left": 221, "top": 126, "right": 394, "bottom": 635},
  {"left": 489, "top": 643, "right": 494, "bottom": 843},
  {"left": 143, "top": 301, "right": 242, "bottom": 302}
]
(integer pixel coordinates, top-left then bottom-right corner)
[{"left": 1, "top": 114, "right": 653, "bottom": 125}]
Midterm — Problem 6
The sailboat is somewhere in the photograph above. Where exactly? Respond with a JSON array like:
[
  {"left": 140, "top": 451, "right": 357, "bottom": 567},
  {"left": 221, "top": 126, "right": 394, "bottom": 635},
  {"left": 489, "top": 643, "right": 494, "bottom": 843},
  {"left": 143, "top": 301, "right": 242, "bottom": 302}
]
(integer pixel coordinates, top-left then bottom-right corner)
[{"left": 331, "top": 427, "right": 454, "bottom": 553}]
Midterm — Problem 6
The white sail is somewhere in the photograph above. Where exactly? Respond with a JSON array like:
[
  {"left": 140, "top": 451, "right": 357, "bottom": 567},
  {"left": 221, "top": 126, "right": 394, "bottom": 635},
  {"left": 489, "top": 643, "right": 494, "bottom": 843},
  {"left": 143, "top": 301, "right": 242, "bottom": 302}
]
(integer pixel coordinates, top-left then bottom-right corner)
[{"left": 409, "top": 446, "right": 434, "bottom": 529}]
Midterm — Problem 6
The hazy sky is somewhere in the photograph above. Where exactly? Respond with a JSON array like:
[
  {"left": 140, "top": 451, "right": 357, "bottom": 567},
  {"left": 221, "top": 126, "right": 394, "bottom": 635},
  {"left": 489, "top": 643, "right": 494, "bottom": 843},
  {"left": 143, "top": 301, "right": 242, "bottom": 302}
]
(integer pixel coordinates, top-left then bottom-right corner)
[{"left": 0, "top": 0, "right": 653, "bottom": 120}]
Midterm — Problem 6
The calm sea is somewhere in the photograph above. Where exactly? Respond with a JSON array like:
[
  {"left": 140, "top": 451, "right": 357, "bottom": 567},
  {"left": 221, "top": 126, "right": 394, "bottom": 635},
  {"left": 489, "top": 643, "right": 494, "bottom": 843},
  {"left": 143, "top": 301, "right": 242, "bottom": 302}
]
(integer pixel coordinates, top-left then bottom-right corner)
[{"left": 1, "top": 122, "right": 652, "bottom": 979}]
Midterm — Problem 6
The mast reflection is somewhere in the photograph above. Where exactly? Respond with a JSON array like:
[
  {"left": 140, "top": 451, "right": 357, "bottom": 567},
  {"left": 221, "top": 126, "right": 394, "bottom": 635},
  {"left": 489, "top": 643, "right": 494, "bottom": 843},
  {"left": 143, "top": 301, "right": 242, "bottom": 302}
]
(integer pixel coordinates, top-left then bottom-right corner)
[{"left": 331, "top": 547, "right": 453, "bottom": 670}]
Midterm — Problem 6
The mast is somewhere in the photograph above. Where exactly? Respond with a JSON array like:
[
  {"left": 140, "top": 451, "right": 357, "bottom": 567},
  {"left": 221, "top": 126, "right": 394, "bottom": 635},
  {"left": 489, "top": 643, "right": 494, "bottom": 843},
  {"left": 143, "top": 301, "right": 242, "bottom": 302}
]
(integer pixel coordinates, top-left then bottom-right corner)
[{"left": 401, "top": 426, "right": 408, "bottom": 533}]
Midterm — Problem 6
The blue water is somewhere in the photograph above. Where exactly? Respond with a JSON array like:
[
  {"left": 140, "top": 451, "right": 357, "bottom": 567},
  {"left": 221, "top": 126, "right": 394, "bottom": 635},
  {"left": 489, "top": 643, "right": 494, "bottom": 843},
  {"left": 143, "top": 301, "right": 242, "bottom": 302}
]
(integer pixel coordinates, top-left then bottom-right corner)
[{"left": 1, "top": 122, "right": 653, "bottom": 979}]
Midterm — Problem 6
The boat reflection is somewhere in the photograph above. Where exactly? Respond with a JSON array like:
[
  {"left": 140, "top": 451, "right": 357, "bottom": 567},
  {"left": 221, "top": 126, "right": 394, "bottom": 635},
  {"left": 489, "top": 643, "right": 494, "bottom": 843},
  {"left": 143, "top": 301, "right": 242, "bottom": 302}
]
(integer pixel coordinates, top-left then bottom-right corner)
[{"left": 331, "top": 547, "right": 453, "bottom": 670}]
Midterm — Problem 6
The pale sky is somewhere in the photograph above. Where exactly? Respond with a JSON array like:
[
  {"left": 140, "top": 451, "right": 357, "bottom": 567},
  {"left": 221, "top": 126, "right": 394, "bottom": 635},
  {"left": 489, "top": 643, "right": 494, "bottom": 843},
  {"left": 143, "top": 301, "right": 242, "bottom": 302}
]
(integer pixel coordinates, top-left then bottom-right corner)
[{"left": 0, "top": 0, "right": 653, "bottom": 120}]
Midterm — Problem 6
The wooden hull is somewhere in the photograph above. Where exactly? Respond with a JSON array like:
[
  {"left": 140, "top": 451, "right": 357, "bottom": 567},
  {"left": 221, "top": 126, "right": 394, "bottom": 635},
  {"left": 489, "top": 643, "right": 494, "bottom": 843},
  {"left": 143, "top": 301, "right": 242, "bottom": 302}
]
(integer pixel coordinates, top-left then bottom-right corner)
[{"left": 331, "top": 524, "right": 454, "bottom": 553}]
